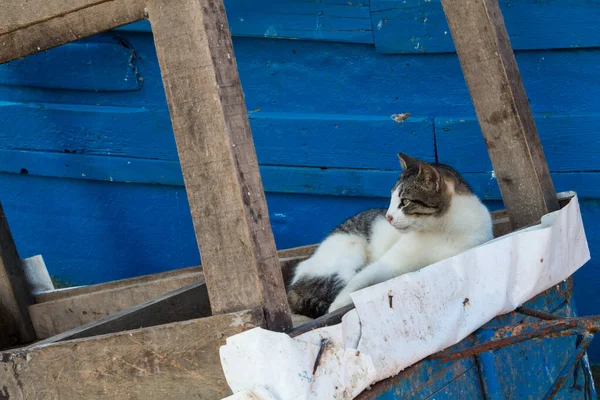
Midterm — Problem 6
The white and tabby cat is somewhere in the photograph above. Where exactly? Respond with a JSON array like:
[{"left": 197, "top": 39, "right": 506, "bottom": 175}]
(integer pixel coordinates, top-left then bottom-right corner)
[{"left": 286, "top": 153, "right": 493, "bottom": 318}]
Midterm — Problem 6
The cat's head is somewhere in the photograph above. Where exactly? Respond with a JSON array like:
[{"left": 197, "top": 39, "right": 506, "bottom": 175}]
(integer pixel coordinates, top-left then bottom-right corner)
[{"left": 385, "top": 153, "right": 471, "bottom": 232}]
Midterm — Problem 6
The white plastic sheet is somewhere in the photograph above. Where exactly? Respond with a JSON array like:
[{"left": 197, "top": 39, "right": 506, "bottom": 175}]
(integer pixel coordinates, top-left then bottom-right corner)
[{"left": 220, "top": 193, "right": 590, "bottom": 400}]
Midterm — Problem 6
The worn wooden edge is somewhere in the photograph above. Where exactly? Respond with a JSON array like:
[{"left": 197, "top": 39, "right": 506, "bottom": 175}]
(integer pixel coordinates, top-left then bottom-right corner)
[
  {"left": 28, "top": 272, "right": 203, "bottom": 339},
  {"left": 34, "top": 247, "right": 314, "bottom": 304},
  {"left": 441, "top": 0, "right": 559, "bottom": 229},
  {"left": 277, "top": 244, "right": 317, "bottom": 259},
  {"left": 0, "top": 0, "right": 146, "bottom": 63},
  {"left": 1, "top": 308, "right": 264, "bottom": 400},
  {"left": 28, "top": 254, "right": 309, "bottom": 340},
  {"left": 34, "top": 266, "right": 203, "bottom": 303},
  {"left": 0, "top": 202, "right": 36, "bottom": 348},
  {"left": 32, "top": 279, "right": 211, "bottom": 346},
  {"left": 148, "top": 0, "right": 295, "bottom": 331}
]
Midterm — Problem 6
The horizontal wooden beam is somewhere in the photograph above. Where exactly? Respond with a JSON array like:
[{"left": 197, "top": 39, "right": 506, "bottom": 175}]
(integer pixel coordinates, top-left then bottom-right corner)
[
  {"left": 34, "top": 266, "right": 202, "bottom": 303},
  {"left": 29, "top": 272, "right": 203, "bottom": 339},
  {"left": 34, "top": 279, "right": 211, "bottom": 345},
  {"left": 30, "top": 255, "right": 309, "bottom": 339},
  {"left": 1, "top": 309, "right": 264, "bottom": 400},
  {"left": 0, "top": 0, "right": 145, "bottom": 63},
  {"left": 34, "top": 245, "right": 315, "bottom": 304},
  {"left": 30, "top": 252, "right": 307, "bottom": 343}
]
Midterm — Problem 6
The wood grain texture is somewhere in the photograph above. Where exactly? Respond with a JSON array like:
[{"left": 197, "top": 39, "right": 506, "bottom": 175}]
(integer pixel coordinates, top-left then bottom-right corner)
[
  {"left": 29, "top": 273, "right": 203, "bottom": 339},
  {"left": 34, "top": 279, "right": 211, "bottom": 345},
  {"left": 0, "top": 202, "right": 35, "bottom": 348},
  {"left": 440, "top": 0, "right": 558, "bottom": 228},
  {"left": 0, "top": 309, "right": 264, "bottom": 400},
  {"left": 148, "top": 0, "right": 292, "bottom": 331},
  {"left": 0, "top": 0, "right": 107, "bottom": 35},
  {"left": 0, "top": 0, "right": 145, "bottom": 63},
  {"left": 30, "top": 248, "right": 312, "bottom": 338},
  {"left": 34, "top": 266, "right": 202, "bottom": 303},
  {"left": 34, "top": 246, "right": 310, "bottom": 304}
]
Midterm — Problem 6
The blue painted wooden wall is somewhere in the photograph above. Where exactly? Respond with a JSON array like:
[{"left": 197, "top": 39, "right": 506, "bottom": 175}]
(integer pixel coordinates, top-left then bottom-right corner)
[{"left": 0, "top": 0, "right": 599, "bottom": 360}]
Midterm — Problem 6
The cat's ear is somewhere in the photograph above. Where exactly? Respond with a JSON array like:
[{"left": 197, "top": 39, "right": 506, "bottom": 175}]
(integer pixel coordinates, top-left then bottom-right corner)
[
  {"left": 398, "top": 153, "right": 419, "bottom": 170},
  {"left": 419, "top": 162, "right": 442, "bottom": 191}
]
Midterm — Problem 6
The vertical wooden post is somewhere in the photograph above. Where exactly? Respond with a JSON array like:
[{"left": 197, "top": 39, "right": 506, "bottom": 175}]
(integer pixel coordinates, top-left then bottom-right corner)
[
  {"left": 147, "top": 0, "right": 292, "bottom": 331},
  {"left": 0, "top": 202, "right": 35, "bottom": 348},
  {"left": 440, "top": 0, "right": 559, "bottom": 228}
]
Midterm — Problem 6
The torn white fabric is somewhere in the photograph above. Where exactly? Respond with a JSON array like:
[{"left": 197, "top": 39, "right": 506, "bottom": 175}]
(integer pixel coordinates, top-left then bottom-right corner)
[{"left": 220, "top": 193, "right": 590, "bottom": 400}]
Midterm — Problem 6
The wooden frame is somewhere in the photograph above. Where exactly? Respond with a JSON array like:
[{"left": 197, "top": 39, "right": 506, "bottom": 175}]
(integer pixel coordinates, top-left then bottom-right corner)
[
  {"left": 2, "top": 0, "right": 293, "bottom": 337},
  {"left": 0, "top": 0, "right": 563, "bottom": 398}
]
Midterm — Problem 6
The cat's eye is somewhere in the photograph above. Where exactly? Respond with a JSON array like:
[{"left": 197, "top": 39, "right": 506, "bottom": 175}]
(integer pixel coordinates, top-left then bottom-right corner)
[{"left": 402, "top": 198, "right": 411, "bottom": 206}]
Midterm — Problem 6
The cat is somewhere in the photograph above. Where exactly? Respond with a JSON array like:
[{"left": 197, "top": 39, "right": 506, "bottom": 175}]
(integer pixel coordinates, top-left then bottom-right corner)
[{"left": 286, "top": 153, "right": 493, "bottom": 318}]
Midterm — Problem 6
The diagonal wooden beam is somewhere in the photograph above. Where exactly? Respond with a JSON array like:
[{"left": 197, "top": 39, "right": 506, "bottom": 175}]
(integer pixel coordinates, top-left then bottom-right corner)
[
  {"left": 0, "top": 0, "right": 145, "bottom": 63},
  {"left": 33, "top": 280, "right": 211, "bottom": 345},
  {"left": 0, "top": 202, "right": 35, "bottom": 348},
  {"left": 440, "top": 0, "right": 559, "bottom": 228},
  {"left": 146, "top": 0, "right": 293, "bottom": 332}
]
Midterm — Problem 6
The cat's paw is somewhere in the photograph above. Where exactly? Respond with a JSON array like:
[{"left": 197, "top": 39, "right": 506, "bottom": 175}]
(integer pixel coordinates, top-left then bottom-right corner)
[{"left": 328, "top": 293, "right": 353, "bottom": 313}]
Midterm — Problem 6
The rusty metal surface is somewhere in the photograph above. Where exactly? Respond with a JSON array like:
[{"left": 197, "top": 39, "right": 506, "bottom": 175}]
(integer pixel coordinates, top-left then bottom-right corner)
[
  {"left": 432, "top": 316, "right": 600, "bottom": 363},
  {"left": 353, "top": 281, "right": 597, "bottom": 399}
]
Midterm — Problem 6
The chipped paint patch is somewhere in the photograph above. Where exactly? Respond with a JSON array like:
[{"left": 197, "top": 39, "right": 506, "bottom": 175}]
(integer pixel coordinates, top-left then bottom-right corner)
[
  {"left": 264, "top": 26, "right": 278, "bottom": 38},
  {"left": 391, "top": 113, "right": 411, "bottom": 123}
]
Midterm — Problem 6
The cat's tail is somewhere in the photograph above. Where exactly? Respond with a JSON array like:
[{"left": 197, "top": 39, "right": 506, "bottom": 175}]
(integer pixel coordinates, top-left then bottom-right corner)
[
  {"left": 286, "top": 275, "right": 343, "bottom": 319},
  {"left": 287, "top": 289, "right": 331, "bottom": 320}
]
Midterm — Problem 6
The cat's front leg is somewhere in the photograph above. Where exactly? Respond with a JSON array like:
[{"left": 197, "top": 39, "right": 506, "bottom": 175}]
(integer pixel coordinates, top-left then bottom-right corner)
[{"left": 328, "top": 261, "right": 396, "bottom": 313}]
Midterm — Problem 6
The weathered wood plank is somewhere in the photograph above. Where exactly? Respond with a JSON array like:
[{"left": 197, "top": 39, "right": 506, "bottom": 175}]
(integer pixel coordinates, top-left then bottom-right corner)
[
  {"left": 30, "top": 251, "right": 311, "bottom": 339},
  {"left": 34, "top": 266, "right": 202, "bottom": 303},
  {"left": 1, "top": 309, "right": 264, "bottom": 400},
  {"left": 277, "top": 245, "right": 316, "bottom": 260},
  {"left": 0, "top": 202, "right": 35, "bottom": 348},
  {"left": 0, "top": 105, "right": 434, "bottom": 170},
  {"left": 4, "top": 38, "right": 598, "bottom": 115},
  {"left": 34, "top": 279, "right": 211, "bottom": 345},
  {"left": 34, "top": 245, "right": 311, "bottom": 304},
  {"left": 147, "top": 0, "right": 292, "bottom": 331},
  {"left": 3, "top": 148, "right": 597, "bottom": 201},
  {"left": 440, "top": 0, "right": 558, "bottom": 228},
  {"left": 29, "top": 273, "right": 203, "bottom": 339},
  {"left": 0, "top": 0, "right": 145, "bottom": 63},
  {"left": 0, "top": 0, "right": 106, "bottom": 35}
]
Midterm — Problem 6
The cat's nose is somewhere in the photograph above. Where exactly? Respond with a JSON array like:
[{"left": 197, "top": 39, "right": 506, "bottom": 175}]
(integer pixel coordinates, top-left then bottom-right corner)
[{"left": 386, "top": 215, "right": 393, "bottom": 223}]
